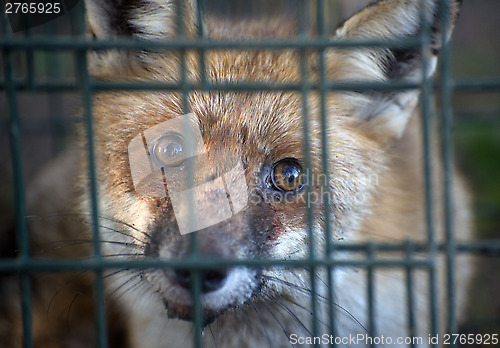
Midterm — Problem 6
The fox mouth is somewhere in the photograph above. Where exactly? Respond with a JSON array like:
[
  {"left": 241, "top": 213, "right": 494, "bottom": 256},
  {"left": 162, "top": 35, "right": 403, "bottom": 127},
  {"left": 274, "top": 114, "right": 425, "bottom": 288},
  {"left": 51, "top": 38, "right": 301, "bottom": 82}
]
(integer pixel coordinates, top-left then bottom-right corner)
[
  {"left": 163, "top": 299, "right": 191, "bottom": 321},
  {"left": 151, "top": 266, "right": 260, "bottom": 326},
  {"left": 163, "top": 298, "right": 232, "bottom": 325}
]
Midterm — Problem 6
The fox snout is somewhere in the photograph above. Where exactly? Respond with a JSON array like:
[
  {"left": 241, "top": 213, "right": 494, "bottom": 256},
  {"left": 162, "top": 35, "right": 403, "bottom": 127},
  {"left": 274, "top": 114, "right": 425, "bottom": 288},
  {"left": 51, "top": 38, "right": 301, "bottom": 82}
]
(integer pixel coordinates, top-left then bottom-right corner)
[{"left": 142, "top": 199, "right": 273, "bottom": 324}]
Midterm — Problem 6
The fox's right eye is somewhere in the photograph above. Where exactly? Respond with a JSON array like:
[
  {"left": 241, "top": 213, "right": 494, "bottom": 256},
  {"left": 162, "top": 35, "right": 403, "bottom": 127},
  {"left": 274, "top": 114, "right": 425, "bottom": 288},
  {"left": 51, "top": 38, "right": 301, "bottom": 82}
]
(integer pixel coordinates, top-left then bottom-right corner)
[
  {"left": 153, "top": 133, "right": 185, "bottom": 167},
  {"left": 270, "top": 158, "right": 304, "bottom": 192}
]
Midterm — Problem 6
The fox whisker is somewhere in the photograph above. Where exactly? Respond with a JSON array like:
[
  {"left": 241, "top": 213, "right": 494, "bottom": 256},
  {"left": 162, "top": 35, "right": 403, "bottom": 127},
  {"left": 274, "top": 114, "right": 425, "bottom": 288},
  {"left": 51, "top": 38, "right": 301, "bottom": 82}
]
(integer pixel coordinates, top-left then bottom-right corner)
[
  {"left": 207, "top": 323, "right": 219, "bottom": 348},
  {"left": 26, "top": 213, "right": 151, "bottom": 243},
  {"left": 101, "top": 253, "right": 144, "bottom": 258},
  {"left": 108, "top": 272, "right": 143, "bottom": 302},
  {"left": 84, "top": 220, "right": 148, "bottom": 245},
  {"left": 262, "top": 275, "right": 329, "bottom": 304},
  {"left": 65, "top": 292, "right": 83, "bottom": 330},
  {"left": 38, "top": 239, "right": 144, "bottom": 254},
  {"left": 262, "top": 274, "right": 368, "bottom": 333},
  {"left": 47, "top": 270, "right": 91, "bottom": 317},
  {"left": 267, "top": 295, "right": 314, "bottom": 337},
  {"left": 103, "top": 268, "right": 132, "bottom": 280},
  {"left": 249, "top": 300, "right": 274, "bottom": 348},
  {"left": 256, "top": 293, "right": 295, "bottom": 348},
  {"left": 275, "top": 295, "right": 331, "bottom": 330}
]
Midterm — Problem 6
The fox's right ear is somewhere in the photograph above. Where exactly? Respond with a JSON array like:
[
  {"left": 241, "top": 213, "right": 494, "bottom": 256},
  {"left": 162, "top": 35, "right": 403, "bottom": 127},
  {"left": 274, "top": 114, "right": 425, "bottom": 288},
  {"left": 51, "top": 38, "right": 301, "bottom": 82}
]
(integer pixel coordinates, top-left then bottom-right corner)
[{"left": 84, "top": 0, "right": 197, "bottom": 75}]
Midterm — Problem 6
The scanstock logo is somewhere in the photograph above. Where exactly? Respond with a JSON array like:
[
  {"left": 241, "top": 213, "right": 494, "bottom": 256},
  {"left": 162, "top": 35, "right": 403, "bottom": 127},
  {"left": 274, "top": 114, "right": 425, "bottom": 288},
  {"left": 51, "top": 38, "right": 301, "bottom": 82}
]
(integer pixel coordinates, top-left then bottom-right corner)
[{"left": 128, "top": 113, "right": 248, "bottom": 235}]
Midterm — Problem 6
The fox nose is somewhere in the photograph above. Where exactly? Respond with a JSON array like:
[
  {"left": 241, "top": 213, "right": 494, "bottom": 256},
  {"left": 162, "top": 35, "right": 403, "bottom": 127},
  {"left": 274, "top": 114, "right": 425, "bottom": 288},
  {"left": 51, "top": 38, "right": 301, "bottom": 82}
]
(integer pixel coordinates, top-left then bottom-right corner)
[{"left": 174, "top": 268, "right": 228, "bottom": 293}]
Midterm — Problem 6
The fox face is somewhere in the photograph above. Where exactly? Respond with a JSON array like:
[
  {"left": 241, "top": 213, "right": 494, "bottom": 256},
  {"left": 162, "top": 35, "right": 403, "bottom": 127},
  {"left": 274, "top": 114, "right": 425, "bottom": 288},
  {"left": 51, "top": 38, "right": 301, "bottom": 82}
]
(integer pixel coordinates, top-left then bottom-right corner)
[
  {"left": 93, "top": 79, "right": 385, "bottom": 327},
  {"left": 75, "top": 0, "right": 470, "bottom": 347}
]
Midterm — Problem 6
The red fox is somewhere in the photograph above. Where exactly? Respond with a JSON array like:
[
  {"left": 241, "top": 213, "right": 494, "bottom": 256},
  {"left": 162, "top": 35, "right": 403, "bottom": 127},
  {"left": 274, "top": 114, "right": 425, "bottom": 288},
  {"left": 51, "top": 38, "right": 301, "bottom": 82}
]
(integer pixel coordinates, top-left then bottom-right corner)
[{"left": 2, "top": 0, "right": 473, "bottom": 347}]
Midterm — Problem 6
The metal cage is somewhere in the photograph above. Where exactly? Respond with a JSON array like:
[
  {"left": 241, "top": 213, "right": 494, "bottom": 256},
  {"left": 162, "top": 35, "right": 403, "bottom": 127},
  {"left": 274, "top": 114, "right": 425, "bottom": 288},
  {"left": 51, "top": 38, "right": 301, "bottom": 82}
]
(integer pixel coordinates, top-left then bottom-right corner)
[{"left": 1, "top": 0, "right": 500, "bottom": 347}]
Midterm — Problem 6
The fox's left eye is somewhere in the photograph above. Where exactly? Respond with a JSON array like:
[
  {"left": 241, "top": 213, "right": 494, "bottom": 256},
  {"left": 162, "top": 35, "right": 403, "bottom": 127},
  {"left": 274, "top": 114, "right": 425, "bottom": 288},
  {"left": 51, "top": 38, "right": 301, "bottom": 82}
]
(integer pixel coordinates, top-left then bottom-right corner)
[{"left": 271, "top": 159, "right": 304, "bottom": 192}]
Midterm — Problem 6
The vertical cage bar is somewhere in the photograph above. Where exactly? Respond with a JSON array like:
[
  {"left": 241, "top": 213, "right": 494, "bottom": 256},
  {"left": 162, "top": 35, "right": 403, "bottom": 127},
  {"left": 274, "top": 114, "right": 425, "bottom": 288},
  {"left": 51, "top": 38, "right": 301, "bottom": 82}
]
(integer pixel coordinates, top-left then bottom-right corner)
[
  {"left": 175, "top": 1, "right": 203, "bottom": 346},
  {"left": 405, "top": 241, "right": 417, "bottom": 348},
  {"left": 23, "top": 26, "right": 35, "bottom": 89},
  {"left": 298, "top": 0, "right": 319, "bottom": 344},
  {"left": 196, "top": 0, "right": 207, "bottom": 88},
  {"left": 2, "top": 8, "right": 8, "bottom": 34},
  {"left": 438, "top": 0, "right": 458, "bottom": 342},
  {"left": 366, "top": 243, "right": 375, "bottom": 348},
  {"left": 4, "top": 42, "right": 33, "bottom": 348},
  {"left": 77, "top": 2, "right": 108, "bottom": 346},
  {"left": 316, "top": 0, "right": 337, "bottom": 343},
  {"left": 418, "top": 0, "right": 440, "bottom": 343},
  {"left": 47, "top": 19, "right": 65, "bottom": 155}
]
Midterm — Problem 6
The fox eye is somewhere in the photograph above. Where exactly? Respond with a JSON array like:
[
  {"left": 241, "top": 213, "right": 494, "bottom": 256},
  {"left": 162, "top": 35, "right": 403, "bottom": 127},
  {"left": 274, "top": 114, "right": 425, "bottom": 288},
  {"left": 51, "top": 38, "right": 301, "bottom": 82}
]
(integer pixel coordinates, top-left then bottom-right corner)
[
  {"left": 153, "top": 133, "right": 184, "bottom": 167},
  {"left": 271, "top": 159, "right": 304, "bottom": 192}
]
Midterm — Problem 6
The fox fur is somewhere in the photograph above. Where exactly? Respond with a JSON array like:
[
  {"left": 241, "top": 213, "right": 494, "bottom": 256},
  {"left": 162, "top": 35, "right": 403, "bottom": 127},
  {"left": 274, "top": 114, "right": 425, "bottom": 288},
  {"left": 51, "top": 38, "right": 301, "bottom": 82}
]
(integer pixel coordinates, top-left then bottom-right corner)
[{"left": 1, "top": 0, "right": 472, "bottom": 347}]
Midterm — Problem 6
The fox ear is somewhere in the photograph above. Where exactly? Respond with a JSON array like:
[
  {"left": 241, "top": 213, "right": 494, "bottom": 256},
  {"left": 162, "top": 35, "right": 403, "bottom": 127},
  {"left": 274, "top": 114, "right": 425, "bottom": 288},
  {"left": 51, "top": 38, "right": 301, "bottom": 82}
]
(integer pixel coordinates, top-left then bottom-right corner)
[
  {"left": 330, "top": 0, "right": 461, "bottom": 141},
  {"left": 84, "top": 0, "right": 197, "bottom": 39},
  {"left": 84, "top": 0, "right": 198, "bottom": 76}
]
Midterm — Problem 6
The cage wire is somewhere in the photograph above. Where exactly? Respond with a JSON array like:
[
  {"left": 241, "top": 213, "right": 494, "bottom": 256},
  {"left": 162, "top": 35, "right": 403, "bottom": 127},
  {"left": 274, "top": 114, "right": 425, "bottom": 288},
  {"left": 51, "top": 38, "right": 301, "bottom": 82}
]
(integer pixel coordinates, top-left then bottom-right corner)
[{"left": 1, "top": 0, "right": 500, "bottom": 347}]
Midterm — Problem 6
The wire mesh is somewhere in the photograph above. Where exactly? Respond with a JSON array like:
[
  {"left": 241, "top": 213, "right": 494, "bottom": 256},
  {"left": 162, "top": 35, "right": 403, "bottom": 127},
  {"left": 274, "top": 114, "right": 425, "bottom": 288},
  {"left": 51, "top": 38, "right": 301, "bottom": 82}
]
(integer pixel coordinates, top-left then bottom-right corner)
[{"left": 1, "top": 1, "right": 500, "bottom": 347}]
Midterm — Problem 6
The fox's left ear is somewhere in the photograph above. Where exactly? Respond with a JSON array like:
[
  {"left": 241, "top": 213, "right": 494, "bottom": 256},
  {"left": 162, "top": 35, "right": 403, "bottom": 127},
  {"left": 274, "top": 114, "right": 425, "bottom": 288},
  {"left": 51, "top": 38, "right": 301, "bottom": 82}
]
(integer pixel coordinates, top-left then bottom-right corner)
[{"left": 329, "top": 0, "right": 461, "bottom": 142}]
